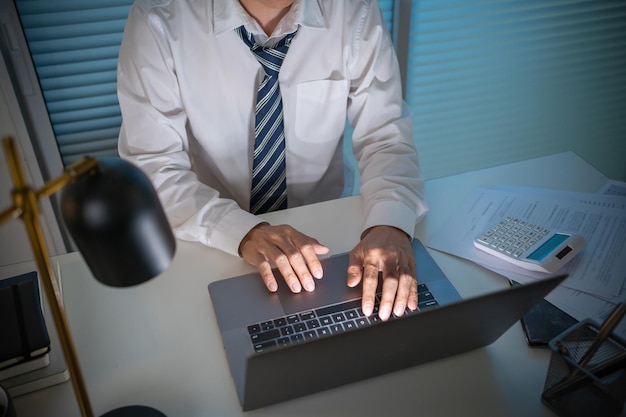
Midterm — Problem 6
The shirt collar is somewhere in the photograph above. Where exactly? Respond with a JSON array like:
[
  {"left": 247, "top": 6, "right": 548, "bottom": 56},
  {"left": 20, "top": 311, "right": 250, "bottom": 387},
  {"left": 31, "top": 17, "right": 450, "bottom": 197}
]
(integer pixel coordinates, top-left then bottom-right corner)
[{"left": 213, "top": 0, "right": 326, "bottom": 40}]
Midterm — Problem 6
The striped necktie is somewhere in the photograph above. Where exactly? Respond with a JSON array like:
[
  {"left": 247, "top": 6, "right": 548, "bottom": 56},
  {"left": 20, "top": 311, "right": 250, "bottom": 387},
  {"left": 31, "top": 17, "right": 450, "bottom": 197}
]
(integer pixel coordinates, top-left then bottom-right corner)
[{"left": 237, "top": 26, "right": 297, "bottom": 214}]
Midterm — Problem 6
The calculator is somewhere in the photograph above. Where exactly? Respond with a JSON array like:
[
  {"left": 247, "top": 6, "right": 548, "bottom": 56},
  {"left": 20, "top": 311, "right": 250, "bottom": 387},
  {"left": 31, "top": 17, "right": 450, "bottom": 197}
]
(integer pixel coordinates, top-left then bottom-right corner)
[{"left": 473, "top": 216, "right": 586, "bottom": 273}]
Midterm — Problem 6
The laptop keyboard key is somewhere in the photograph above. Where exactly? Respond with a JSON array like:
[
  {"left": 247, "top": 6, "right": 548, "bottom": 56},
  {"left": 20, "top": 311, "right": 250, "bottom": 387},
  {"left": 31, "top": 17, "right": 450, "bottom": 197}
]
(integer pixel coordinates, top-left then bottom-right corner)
[
  {"left": 420, "top": 292, "right": 435, "bottom": 302},
  {"left": 317, "top": 327, "right": 331, "bottom": 337},
  {"left": 277, "top": 337, "right": 291, "bottom": 347},
  {"left": 300, "top": 311, "right": 315, "bottom": 320},
  {"left": 344, "top": 320, "right": 356, "bottom": 330},
  {"left": 319, "top": 316, "right": 332, "bottom": 326},
  {"left": 250, "top": 329, "right": 280, "bottom": 343},
  {"left": 330, "top": 323, "right": 344, "bottom": 333},
  {"left": 332, "top": 313, "right": 346, "bottom": 322},
  {"left": 260, "top": 320, "right": 274, "bottom": 331},
  {"left": 345, "top": 310, "right": 358, "bottom": 319},
  {"left": 247, "top": 324, "right": 261, "bottom": 335},
  {"left": 254, "top": 340, "right": 277, "bottom": 352},
  {"left": 418, "top": 300, "right": 439, "bottom": 310},
  {"left": 280, "top": 325, "right": 295, "bottom": 336},
  {"left": 306, "top": 319, "right": 320, "bottom": 329},
  {"left": 355, "top": 318, "right": 369, "bottom": 328}
]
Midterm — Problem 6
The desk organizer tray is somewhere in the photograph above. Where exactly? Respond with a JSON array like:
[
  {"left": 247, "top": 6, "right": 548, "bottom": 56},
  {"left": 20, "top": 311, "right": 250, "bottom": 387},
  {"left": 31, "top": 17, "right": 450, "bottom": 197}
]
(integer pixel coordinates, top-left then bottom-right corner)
[{"left": 542, "top": 318, "right": 626, "bottom": 417}]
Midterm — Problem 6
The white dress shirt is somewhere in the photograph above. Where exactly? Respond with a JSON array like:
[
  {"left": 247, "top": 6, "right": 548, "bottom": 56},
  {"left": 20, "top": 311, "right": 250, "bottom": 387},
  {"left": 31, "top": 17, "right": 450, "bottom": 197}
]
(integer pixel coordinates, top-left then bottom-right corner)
[{"left": 117, "top": 0, "right": 427, "bottom": 256}]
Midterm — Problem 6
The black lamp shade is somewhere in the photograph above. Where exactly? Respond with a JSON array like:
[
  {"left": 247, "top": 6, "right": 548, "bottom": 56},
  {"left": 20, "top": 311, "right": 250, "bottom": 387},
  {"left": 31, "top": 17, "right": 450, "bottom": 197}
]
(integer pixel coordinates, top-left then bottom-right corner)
[{"left": 61, "top": 157, "right": 176, "bottom": 287}]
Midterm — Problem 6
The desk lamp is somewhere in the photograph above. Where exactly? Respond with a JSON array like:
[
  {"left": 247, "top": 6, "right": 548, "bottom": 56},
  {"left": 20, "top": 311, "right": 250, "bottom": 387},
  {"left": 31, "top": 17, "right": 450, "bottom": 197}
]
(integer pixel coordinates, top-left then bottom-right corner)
[{"left": 0, "top": 136, "right": 175, "bottom": 417}]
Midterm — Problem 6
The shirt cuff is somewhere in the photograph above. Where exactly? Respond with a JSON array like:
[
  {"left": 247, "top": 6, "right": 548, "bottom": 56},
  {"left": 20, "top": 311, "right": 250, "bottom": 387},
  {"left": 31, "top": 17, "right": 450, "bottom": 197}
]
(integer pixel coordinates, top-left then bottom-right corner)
[
  {"left": 362, "top": 199, "right": 427, "bottom": 240},
  {"left": 209, "top": 209, "right": 267, "bottom": 257}
]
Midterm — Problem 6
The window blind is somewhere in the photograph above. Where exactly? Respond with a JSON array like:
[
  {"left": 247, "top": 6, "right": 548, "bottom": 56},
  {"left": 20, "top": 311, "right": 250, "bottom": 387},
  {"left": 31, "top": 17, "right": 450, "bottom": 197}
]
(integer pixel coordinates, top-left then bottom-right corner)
[
  {"left": 405, "top": 0, "right": 626, "bottom": 180},
  {"left": 14, "top": 0, "right": 134, "bottom": 165},
  {"left": 379, "top": 0, "right": 394, "bottom": 29}
]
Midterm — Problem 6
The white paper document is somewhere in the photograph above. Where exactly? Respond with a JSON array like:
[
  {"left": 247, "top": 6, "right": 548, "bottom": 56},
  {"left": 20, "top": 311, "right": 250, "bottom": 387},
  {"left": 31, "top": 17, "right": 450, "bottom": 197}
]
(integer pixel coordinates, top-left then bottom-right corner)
[
  {"left": 599, "top": 179, "right": 626, "bottom": 197},
  {"left": 426, "top": 185, "right": 626, "bottom": 338}
]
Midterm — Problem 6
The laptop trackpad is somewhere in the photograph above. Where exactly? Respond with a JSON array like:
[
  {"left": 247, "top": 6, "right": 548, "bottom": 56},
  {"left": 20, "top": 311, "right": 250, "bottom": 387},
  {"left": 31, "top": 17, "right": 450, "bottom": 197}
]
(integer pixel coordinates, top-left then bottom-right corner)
[{"left": 276, "top": 253, "right": 362, "bottom": 315}]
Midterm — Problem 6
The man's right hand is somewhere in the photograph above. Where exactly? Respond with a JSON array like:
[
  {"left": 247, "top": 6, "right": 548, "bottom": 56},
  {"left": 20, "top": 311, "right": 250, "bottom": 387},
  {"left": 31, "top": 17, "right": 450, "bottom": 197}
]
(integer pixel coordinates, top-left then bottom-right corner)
[{"left": 239, "top": 223, "right": 329, "bottom": 293}]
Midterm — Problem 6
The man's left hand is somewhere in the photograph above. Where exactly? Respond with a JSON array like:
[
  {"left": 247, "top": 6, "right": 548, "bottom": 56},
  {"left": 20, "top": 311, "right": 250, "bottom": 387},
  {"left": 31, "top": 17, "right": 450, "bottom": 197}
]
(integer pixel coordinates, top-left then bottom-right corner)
[{"left": 347, "top": 225, "right": 417, "bottom": 321}]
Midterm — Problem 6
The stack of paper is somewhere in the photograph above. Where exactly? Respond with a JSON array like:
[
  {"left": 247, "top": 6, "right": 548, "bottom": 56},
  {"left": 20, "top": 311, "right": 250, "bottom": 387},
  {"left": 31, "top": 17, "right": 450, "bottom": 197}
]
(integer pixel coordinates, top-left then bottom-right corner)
[{"left": 426, "top": 180, "right": 626, "bottom": 340}]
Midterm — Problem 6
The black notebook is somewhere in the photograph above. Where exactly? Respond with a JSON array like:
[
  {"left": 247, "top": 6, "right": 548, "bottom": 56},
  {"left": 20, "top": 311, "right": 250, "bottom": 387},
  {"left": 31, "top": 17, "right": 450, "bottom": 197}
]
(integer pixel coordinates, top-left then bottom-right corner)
[{"left": 0, "top": 271, "right": 50, "bottom": 369}]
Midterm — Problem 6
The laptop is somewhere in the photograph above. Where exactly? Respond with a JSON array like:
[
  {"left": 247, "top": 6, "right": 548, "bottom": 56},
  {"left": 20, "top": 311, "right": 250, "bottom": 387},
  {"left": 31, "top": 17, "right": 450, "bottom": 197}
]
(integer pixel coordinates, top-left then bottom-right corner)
[{"left": 208, "top": 239, "right": 566, "bottom": 410}]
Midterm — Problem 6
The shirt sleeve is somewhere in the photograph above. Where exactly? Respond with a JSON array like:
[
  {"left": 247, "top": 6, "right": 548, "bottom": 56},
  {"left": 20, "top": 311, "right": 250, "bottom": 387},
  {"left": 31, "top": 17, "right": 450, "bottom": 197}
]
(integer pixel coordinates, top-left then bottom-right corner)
[
  {"left": 116, "top": 4, "right": 263, "bottom": 256},
  {"left": 347, "top": 0, "right": 428, "bottom": 239}
]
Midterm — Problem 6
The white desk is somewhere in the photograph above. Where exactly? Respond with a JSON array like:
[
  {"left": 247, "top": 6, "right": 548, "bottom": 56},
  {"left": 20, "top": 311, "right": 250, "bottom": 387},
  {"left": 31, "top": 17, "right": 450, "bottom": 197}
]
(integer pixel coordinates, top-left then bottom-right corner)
[{"left": 10, "top": 152, "right": 608, "bottom": 417}]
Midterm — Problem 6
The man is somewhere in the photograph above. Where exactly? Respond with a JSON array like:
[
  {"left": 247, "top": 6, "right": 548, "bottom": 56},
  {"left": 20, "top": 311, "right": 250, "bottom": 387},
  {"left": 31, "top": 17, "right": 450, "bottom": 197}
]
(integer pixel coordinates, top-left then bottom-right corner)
[{"left": 117, "top": 0, "right": 427, "bottom": 321}]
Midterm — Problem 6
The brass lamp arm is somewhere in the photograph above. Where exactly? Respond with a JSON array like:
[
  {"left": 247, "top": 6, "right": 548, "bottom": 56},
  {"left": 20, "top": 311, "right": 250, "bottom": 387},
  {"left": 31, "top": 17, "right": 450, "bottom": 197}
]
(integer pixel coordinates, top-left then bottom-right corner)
[
  {"left": 2, "top": 136, "right": 95, "bottom": 417},
  {"left": 0, "top": 151, "right": 97, "bottom": 227},
  {"left": 0, "top": 203, "right": 21, "bottom": 226},
  {"left": 37, "top": 157, "right": 99, "bottom": 199}
]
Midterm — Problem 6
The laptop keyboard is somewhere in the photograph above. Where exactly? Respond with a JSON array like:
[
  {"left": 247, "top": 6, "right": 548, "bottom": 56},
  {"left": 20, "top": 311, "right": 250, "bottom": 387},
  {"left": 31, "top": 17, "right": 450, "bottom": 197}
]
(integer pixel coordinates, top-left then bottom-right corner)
[{"left": 247, "top": 283, "right": 439, "bottom": 353}]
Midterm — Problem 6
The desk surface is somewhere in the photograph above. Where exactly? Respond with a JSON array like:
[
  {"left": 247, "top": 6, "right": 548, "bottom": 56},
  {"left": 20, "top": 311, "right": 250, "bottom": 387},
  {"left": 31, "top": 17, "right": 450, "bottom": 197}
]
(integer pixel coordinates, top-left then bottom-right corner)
[{"left": 9, "top": 151, "right": 608, "bottom": 417}]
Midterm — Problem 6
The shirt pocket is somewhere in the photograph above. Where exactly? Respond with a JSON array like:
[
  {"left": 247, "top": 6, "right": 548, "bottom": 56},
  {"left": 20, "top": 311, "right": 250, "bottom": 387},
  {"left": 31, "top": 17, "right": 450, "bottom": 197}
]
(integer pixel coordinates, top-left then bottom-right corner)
[{"left": 295, "top": 79, "right": 348, "bottom": 143}]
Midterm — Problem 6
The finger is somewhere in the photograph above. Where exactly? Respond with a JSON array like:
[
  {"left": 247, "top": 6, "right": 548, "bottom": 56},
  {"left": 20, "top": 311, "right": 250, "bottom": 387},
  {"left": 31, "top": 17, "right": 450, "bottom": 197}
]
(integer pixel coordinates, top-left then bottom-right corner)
[
  {"left": 272, "top": 252, "right": 303, "bottom": 293},
  {"left": 260, "top": 231, "right": 307, "bottom": 293},
  {"left": 281, "top": 228, "right": 329, "bottom": 286},
  {"left": 299, "top": 243, "right": 325, "bottom": 280},
  {"left": 261, "top": 241, "right": 302, "bottom": 293},
  {"left": 313, "top": 243, "right": 330, "bottom": 255},
  {"left": 406, "top": 270, "right": 419, "bottom": 311},
  {"left": 378, "top": 272, "right": 399, "bottom": 321},
  {"left": 257, "top": 259, "right": 279, "bottom": 292},
  {"left": 360, "top": 263, "right": 380, "bottom": 317},
  {"left": 346, "top": 250, "right": 364, "bottom": 288},
  {"left": 392, "top": 265, "right": 415, "bottom": 316},
  {"left": 286, "top": 250, "right": 316, "bottom": 292}
]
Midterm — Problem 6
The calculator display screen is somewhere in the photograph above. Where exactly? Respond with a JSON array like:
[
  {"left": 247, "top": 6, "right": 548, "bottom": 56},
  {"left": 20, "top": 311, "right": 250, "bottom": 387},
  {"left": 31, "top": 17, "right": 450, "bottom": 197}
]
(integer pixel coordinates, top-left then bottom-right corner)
[{"left": 527, "top": 233, "right": 569, "bottom": 261}]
